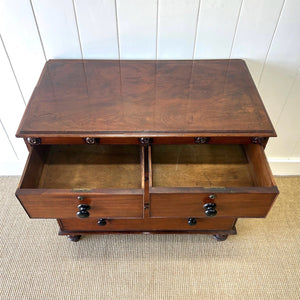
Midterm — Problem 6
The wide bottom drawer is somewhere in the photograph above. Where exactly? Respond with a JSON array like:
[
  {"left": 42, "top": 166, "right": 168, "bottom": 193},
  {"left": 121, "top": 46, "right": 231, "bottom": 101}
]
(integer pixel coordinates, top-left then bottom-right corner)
[{"left": 58, "top": 217, "right": 236, "bottom": 232}]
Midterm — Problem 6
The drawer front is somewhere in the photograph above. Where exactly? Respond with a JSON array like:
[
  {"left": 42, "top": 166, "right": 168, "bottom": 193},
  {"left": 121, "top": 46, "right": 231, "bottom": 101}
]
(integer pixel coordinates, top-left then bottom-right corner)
[
  {"left": 150, "top": 192, "right": 277, "bottom": 218},
  {"left": 59, "top": 217, "right": 236, "bottom": 232},
  {"left": 16, "top": 192, "right": 143, "bottom": 219}
]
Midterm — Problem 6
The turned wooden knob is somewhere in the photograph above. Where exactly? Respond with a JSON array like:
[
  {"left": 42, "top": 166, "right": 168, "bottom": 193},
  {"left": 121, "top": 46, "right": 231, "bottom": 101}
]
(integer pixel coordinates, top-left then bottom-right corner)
[
  {"left": 85, "top": 137, "right": 95, "bottom": 144},
  {"left": 203, "top": 203, "right": 217, "bottom": 217},
  {"left": 97, "top": 219, "right": 107, "bottom": 226},
  {"left": 77, "top": 204, "right": 90, "bottom": 218},
  {"left": 188, "top": 217, "right": 197, "bottom": 226}
]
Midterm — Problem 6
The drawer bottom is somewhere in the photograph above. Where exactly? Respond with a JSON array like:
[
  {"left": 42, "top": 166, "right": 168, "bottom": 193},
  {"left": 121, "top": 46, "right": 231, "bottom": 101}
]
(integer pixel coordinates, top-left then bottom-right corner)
[{"left": 58, "top": 217, "right": 237, "bottom": 234}]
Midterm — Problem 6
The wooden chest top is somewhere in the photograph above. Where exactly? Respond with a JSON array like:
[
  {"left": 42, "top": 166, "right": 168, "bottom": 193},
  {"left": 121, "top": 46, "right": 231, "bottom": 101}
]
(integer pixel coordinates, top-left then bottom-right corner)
[{"left": 16, "top": 59, "right": 275, "bottom": 138}]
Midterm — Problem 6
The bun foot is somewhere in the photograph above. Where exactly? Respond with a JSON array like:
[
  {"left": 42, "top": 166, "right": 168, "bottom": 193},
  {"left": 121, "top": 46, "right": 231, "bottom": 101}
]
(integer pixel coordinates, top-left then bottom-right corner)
[
  {"left": 67, "top": 235, "right": 81, "bottom": 242},
  {"left": 213, "top": 234, "right": 228, "bottom": 241}
]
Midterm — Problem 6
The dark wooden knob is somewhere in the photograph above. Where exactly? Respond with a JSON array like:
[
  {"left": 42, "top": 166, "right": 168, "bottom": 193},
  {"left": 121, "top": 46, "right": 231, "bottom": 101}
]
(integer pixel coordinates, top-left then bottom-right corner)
[
  {"left": 77, "top": 195, "right": 84, "bottom": 201},
  {"left": 77, "top": 204, "right": 90, "bottom": 218},
  {"left": 97, "top": 219, "right": 107, "bottom": 226},
  {"left": 194, "top": 137, "right": 210, "bottom": 144},
  {"left": 188, "top": 217, "right": 197, "bottom": 226},
  {"left": 85, "top": 137, "right": 95, "bottom": 144},
  {"left": 203, "top": 203, "right": 216, "bottom": 210},
  {"left": 139, "top": 137, "right": 153, "bottom": 145},
  {"left": 27, "top": 137, "right": 41, "bottom": 145},
  {"left": 204, "top": 209, "right": 217, "bottom": 217},
  {"left": 203, "top": 203, "right": 217, "bottom": 217}
]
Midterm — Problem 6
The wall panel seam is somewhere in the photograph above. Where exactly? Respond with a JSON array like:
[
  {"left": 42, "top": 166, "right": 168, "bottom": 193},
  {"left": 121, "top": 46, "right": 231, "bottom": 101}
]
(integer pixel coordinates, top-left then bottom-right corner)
[
  {"left": 0, "top": 119, "right": 18, "bottom": 160},
  {"left": 192, "top": 0, "right": 201, "bottom": 60},
  {"left": 29, "top": 0, "right": 47, "bottom": 61},
  {"left": 115, "top": 0, "right": 121, "bottom": 59},
  {"left": 291, "top": 138, "right": 300, "bottom": 157},
  {"left": 72, "top": 0, "right": 84, "bottom": 59},
  {"left": 229, "top": 0, "right": 244, "bottom": 59},
  {"left": 257, "top": 0, "right": 286, "bottom": 88},
  {"left": 274, "top": 68, "right": 299, "bottom": 127},
  {"left": 155, "top": 0, "right": 159, "bottom": 60},
  {"left": 0, "top": 35, "right": 26, "bottom": 106}
]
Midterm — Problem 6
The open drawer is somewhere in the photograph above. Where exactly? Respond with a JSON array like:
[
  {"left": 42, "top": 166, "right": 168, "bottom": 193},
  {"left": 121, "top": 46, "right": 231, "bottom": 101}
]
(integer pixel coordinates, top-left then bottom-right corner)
[
  {"left": 16, "top": 145, "right": 144, "bottom": 219},
  {"left": 149, "top": 144, "right": 279, "bottom": 218}
]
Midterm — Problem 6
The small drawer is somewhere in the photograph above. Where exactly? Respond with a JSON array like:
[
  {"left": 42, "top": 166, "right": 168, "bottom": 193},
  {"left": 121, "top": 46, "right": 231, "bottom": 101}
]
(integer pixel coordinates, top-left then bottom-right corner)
[
  {"left": 58, "top": 217, "right": 236, "bottom": 232},
  {"left": 16, "top": 192, "right": 143, "bottom": 219},
  {"left": 149, "top": 144, "right": 279, "bottom": 218},
  {"left": 16, "top": 145, "right": 144, "bottom": 219}
]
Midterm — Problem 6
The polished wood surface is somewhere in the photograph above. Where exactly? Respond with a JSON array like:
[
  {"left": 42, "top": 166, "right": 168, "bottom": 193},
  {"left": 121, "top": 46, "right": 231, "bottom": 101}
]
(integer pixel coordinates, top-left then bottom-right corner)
[
  {"left": 16, "top": 193, "right": 143, "bottom": 219},
  {"left": 244, "top": 143, "right": 276, "bottom": 187},
  {"left": 17, "top": 142, "right": 278, "bottom": 220},
  {"left": 32, "top": 136, "right": 256, "bottom": 145},
  {"left": 150, "top": 192, "right": 276, "bottom": 218},
  {"left": 16, "top": 59, "right": 276, "bottom": 138},
  {"left": 58, "top": 217, "right": 236, "bottom": 232},
  {"left": 15, "top": 59, "right": 279, "bottom": 240}
]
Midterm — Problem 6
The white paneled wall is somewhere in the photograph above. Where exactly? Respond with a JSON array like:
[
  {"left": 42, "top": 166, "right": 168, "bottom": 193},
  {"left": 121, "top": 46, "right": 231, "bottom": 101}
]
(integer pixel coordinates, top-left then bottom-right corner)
[
  {"left": 194, "top": 0, "right": 242, "bottom": 59},
  {"left": 0, "top": 0, "right": 299, "bottom": 175},
  {"left": 74, "top": 0, "right": 119, "bottom": 59},
  {"left": 157, "top": 0, "right": 200, "bottom": 59}
]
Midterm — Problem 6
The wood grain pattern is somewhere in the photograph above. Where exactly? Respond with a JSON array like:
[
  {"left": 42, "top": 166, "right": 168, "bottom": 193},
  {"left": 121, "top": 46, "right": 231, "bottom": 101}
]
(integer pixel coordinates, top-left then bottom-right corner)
[
  {"left": 150, "top": 144, "right": 253, "bottom": 188},
  {"left": 25, "top": 136, "right": 256, "bottom": 145},
  {"left": 16, "top": 193, "right": 143, "bottom": 219},
  {"left": 150, "top": 192, "right": 277, "bottom": 218},
  {"left": 14, "top": 58, "right": 279, "bottom": 238},
  {"left": 58, "top": 216, "right": 236, "bottom": 232},
  {"left": 16, "top": 59, "right": 276, "bottom": 138},
  {"left": 245, "top": 144, "right": 275, "bottom": 187},
  {"left": 20, "top": 145, "right": 142, "bottom": 189},
  {"left": 2, "top": 1, "right": 300, "bottom": 175}
]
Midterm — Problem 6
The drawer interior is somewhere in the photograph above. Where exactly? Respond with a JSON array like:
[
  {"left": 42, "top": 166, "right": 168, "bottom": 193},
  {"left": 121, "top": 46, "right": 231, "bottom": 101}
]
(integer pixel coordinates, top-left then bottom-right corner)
[
  {"left": 149, "top": 144, "right": 274, "bottom": 188},
  {"left": 21, "top": 145, "right": 143, "bottom": 189}
]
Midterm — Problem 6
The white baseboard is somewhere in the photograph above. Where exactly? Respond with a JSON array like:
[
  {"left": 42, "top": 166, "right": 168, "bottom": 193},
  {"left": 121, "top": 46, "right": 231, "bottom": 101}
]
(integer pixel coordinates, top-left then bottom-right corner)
[
  {"left": 0, "top": 159, "right": 299, "bottom": 176},
  {"left": 268, "top": 159, "right": 300, "bottom": 176}
]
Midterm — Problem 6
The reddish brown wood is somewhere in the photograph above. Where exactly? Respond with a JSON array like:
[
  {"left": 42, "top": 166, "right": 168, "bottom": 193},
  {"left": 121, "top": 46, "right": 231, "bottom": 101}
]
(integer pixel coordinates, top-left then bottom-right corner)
[
  {"left": 245, "top": 143, "right": 277, "bottom": 187},
  {"left": 58, "top": 217, "right": 236, "bottom": 231},
  {"left": 60, "top": 229, "right": 237, "bottom": 237},
  {"left": 16, "top": 191, "right": 143, "bottom": 219},
  {"left": 16, "top": 59, "right": 276, "bottom": 138},
  {"left": 19, "top": 144, "right": 143, "bottom": 190},
  {"left": 149, "top": 192, "right": 277, "bottom": 218},
  {"left": 15, "top": 59, "right": 279, "bottom": 241},
  {"left": 27, "top": 136, "right": 258, "bottom": 145}
]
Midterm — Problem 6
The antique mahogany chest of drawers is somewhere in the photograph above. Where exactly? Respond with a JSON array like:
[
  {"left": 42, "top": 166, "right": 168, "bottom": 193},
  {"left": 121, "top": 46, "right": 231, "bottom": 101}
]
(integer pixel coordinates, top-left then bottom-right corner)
[{"left": 15, "top": 59, "right": 279, "bottom": 242}]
